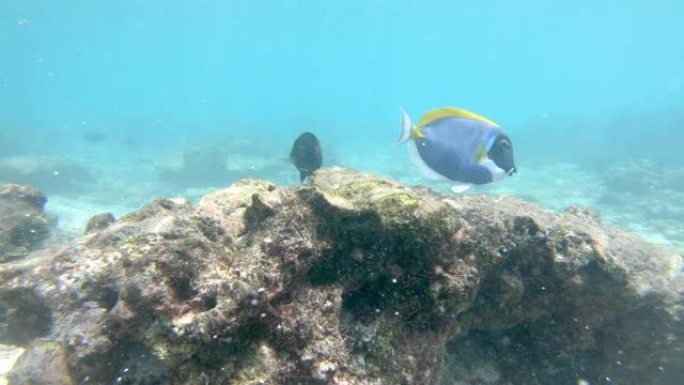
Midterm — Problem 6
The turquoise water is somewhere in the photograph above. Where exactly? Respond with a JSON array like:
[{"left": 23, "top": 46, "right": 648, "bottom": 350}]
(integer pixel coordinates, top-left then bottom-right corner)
[{"left": 2, "top": 0, "right": 684, "bottom": 247}]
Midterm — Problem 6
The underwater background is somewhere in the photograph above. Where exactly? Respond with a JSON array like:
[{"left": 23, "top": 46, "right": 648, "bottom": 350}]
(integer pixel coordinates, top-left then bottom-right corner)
[{"left": 1, "top": 0, "right": 684, "bottom": 251}]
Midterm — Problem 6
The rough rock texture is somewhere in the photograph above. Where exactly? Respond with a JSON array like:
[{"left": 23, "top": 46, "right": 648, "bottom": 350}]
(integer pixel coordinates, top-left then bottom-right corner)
[
  {"left": 0, "top": 168, "right": 682, "bottom": 385},
  {"left": 0, "top": 184, "right": 52, "bottom": 263},
  {"left": 84, "top": 212, "right": 116, "bottom": 234}
]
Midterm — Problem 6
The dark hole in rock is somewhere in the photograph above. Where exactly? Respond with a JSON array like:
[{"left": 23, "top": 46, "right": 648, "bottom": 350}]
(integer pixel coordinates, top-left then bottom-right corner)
[
  {"left": 192, "top": 320, "right": 270, "bottom": 367},
  {"left": 307, "top": 255, "right": 344, "bottom": 285},
  {"left": 513, "top": 216, "right": 540, "bottom": 237},
  {"left": 0, "top": 289, "right": 52, "bottom": 344},
  {"left": 170, "top": 276, "right": 197, "bottom": 301},
  {"left": 201, "top": 295, "right": 217, "bottom": 311},
  {"left": 96, "top": 285, "right": 120, "bottom": 311},
  {"left": 306, "top": 244, "right": 351, "bottom": 285},
  {"left": 341, "top": 276, "right": 391, "bottom": 325}
]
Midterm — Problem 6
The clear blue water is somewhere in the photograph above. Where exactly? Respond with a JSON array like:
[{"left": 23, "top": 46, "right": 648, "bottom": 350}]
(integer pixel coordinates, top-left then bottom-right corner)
[
  {"left": 1, "top": 2, "right": 684, "bottom": 383},
  {"left": 2, "top": 0, "right": 684, "bottom": 247}
]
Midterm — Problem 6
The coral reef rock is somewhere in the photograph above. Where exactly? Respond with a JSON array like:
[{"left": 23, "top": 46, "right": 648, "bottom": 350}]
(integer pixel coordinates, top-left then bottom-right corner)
[
  {"left": 84, "top": 212, "right": 116, "bottom": 234},
  {"left": 0, "top": 184, "right": 52, "bottom": 263},
  {"left": 0, "top": 168, "right": 682, "bottom": 385}
]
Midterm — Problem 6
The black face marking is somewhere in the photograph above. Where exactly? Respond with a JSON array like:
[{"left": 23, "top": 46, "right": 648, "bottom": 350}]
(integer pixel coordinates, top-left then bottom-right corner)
[{"left": 488, "top": 134, "right": 517, "bottom": 175}]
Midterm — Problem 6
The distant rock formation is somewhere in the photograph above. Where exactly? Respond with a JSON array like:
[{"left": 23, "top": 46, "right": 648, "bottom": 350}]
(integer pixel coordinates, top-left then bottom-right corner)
[
  {"left": 157, "top": 144, "right": 231, "bottom": 188},
  {"left": 84, "top": 212, "right": 115, "bottom": 234},
  {"left": 0, "top": 156, "right": 96, "bottom": 196},
  {"left": 156, "top": 143, "right": 286, "bottom": 189},
  {"left": 0, "top": 184, "right": 52, "bottom": 262},
  {"left": 0, "top": 168, "right": 682, "bottom": 384}
]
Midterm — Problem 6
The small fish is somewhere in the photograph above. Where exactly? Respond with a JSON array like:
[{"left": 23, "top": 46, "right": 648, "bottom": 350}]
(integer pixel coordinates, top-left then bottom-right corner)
[
  {"left": 398, "top": 107, "right": 516, "bottom": 193},
  {"left": 82, "top": 131, "right": 106, "bottom": 143},
  {"left": 290, "top": 132, "right": 322, "bottom": 182}
]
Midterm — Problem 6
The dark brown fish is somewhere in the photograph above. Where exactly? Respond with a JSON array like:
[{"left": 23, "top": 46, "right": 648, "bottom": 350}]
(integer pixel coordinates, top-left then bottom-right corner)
[{"left": 290, "top": 132, "right": 322, "bottom": 182}]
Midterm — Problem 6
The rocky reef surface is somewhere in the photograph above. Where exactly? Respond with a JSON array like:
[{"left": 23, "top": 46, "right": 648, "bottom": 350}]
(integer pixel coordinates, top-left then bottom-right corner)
[
  {"left": 0, "top": 168, "right": 682, "bottom": 384},
  {"left": 0, "top": 184, "right": 52, "bottom": 263}
]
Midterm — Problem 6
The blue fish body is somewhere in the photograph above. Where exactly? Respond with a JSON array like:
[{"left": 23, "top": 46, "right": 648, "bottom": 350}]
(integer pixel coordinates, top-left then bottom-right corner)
[
  {"left": 417, "top": 117, "right": 502, "bottom": 184},
  {"left": 398, "top": 107, "right": 517, "bottom": 192}
]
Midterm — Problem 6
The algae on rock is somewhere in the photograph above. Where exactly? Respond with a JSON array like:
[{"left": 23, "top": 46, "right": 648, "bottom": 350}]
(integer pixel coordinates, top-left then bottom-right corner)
[{"left": 0, "top": 167, "right": 682, "bottom": 385}]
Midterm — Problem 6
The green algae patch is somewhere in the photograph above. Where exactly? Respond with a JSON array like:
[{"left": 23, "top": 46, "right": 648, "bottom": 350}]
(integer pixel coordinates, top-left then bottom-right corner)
[
  {"left": 303, "top": 170, "right": 469, "bottom": 371},
  {"left": 371, "top": 191, "right": 422, "bottom": 218},
  {"left": 331, "top": 179, "right": 399, "bottom": 201},
  {"left": 231, "top": 179, "right": 276, "bottom": 191},
  {"left": 5, "top": 167, "right": 679, "bottom": 384},
  {"left": 201, "top": 179, "right": 276, "bottom": 208},
  {"left": 231, "top": 343, "right": 279, "bottom": 384},
  {"left": 346, "top": 316, "right": 401, "bottom": 376}
]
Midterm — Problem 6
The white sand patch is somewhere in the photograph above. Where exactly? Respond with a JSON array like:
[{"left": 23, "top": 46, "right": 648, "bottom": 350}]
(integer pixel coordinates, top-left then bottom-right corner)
[
  {"left": 47, "top": 196, "right": 139, "bottom": 237},
  {"left": 0, "top": 344, "right": 25, "bottom": 382}
]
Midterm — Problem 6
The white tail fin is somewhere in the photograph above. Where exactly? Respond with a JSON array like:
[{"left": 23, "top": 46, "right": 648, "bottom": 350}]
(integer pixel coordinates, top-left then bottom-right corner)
[{"left": 397, "top": 107, "right": 413, "bottom": 144}]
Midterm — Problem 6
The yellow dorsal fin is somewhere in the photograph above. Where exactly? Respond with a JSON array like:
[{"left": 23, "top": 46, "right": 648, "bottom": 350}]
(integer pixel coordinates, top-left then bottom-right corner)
[{"left": 416, "top": 107, "right": 499, "bottom": 129}]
